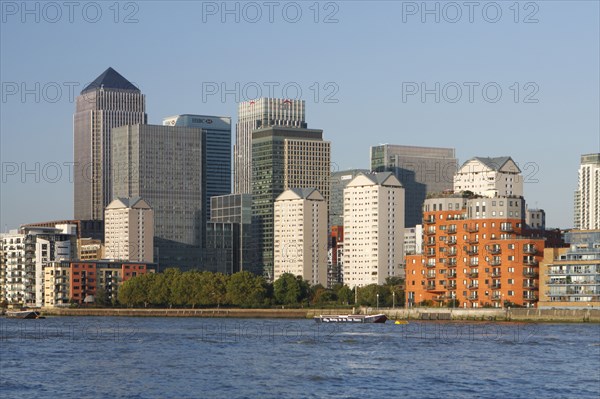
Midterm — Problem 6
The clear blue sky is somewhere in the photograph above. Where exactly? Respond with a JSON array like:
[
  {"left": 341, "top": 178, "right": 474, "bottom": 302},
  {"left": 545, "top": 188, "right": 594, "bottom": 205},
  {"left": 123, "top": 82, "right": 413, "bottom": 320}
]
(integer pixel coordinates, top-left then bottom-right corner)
[{"left": 1, "top": 0, "right": 599, "bottom": 230}]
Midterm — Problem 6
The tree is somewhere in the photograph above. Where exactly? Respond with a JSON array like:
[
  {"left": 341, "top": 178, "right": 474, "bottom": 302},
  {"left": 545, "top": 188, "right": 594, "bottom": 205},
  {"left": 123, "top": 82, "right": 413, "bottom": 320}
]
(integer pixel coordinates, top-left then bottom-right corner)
[
  {"left": 335, "top": 284, "right": 353, "bottom": 305},
  {"left": 94, "top": 287, "right": 110, "bottom": 306},
  {"left": 226, "top": 271, "right": 268, "bottom": 308},
  {"left": 273, "top": 273, "right": 309, "bottom": 306},
  {"left": 356, "top": 284, "right": 388, "bottom": 307}
]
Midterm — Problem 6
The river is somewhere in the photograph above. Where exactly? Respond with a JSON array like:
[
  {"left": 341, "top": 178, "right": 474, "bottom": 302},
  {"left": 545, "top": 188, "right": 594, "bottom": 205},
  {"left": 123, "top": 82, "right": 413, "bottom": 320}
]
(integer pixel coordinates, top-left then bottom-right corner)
[{"left": 1, "top": 317, "right": 599, "bottom": 398}]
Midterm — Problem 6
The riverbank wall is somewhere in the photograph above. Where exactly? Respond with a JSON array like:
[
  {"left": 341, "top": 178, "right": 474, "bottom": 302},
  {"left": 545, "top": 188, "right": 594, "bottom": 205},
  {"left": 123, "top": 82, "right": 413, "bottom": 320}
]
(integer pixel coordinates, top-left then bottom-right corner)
[{"left": 36, "top": 307, "right": 600, "bottom": 322}]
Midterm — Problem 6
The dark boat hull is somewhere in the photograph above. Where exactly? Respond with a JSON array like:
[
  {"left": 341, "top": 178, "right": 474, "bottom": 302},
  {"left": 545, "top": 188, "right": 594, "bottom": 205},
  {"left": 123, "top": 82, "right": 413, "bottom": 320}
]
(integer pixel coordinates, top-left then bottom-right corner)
[
  {"left": 314, "top": 314, "right": 388, "bottom": 323},
  {"left": 6, "top": 311, "right": 42, "bottom": 319}
]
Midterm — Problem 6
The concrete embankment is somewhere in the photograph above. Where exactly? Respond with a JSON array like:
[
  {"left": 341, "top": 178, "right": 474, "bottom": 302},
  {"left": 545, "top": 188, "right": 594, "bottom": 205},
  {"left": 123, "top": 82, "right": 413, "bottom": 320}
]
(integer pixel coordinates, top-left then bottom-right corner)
[{"left": 37, "top": 307, "right": 600, "bottom": 322}]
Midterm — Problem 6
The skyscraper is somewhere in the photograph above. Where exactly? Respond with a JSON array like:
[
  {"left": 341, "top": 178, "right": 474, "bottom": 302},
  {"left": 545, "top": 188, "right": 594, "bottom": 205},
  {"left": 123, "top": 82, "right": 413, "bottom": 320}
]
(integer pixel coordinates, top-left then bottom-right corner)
[
  {"left": 574, "top": 153, "right": 600, "bottom": 229},
  {"left": 371, "top": 144, "right": 457, "bottom": 227},
  {"left": 207, "top": 193, "right": 256, "bottom": 274},
  {"left": 111, "top": 124, "right": 203, "bottom": 269},
  {"left": 74, "top": 67, "right": 147, "bottom": 220},
  {"left": 252, "top": 126, "right": 330, "bottom": 279},
  {"left": 234, "top": 98, "right": 306, "bottom": 194},
  {"left": 163, "top": 114, "right": 232, "bottom": 222}
]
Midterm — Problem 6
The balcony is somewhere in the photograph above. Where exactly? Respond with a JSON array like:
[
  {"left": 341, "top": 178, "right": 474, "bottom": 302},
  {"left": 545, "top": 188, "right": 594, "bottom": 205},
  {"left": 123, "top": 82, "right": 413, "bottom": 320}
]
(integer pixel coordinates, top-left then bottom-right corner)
[
  {"left": 491, "top": 283, "right": 502, "bottom": 289},
  {"left": 468, "top": 284, "right": 479, "bottom": 290},
  {"left": 426, "top": 263, "right": 436, "bottom": 268},
  {"left": 466, "top": 249, "right": 478, "bottom": 256},
  {"left": 447, "top": 250, "right": 458, "bottom": 257},
  {"left": 467, "top": 226, "right": 479, "bottom": 233},
  {"left": 467, "top": 238, "right": 479, "bottom": 245},
  {"left": 447, "top": 238, "right": 457, "bottom": 246},
  {"left": 426, "top": 240, "right": 436, "bottom": 246},
  {"left": 425, "top": 229, "right": 436, "bottom": 236},
  {"left": 468, "top": 294, "right": 478, "bottom": 300},
  {"left": 424, "top": 217, "right": 436, "bottom": 224},
  {"left": 523, "top": 284, "right": 537, "bottom": 290},
  {"left": 426, "top": 274, "right": 436, "bottom": 279},
  {"left": 489, "top": 246, "right": 501, "bottom": 255},
  {"left": 523, "top": 246, "right": 537, "bottom": 255},
  {"left": 524, "top": 259, "right": 539, "bottom": 266},
  {"left": 491, "top": 272, "right": 501, "bottom": 278},
  {"left": 523, "top": 271, "right": 539, "bottom": 278},
  {"left": 446, "top": 227, "right": 457, "bottom": 234},
  {"left": 469, "top": 260, "right": 479, "bottom": 267},
  {"left": 491, "top": 294, "right": 502, "bottom": 301},
  {"left": 523, "top": 295, "right": 537, "bottom": 301},
  {"left": 468, "top": 271, "right": 479, "bottom": 278},
  {"left": 490, "top": 259, "right": 502, "bottom": 266},
  {"left": 425, "top": 285, "right": 438, "bottom": 291},
  {"left": 447, "top": 260, "right": 457, "bottom": 267},
  {"left": 426, "top": 251, "right": 436, "bottom": 258},
  {"left": 447, "top": 272, "right": 457, "bottom": 278},
  {"left": 500, "top": 225, "right": 514, "bottom": 232}
]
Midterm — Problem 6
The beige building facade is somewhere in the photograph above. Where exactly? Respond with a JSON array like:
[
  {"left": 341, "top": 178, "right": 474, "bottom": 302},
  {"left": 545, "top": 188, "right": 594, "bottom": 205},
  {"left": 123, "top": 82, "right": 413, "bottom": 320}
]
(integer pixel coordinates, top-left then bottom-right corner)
[{"left": 104, "top": 198, "right": 154, "bottom": 262}]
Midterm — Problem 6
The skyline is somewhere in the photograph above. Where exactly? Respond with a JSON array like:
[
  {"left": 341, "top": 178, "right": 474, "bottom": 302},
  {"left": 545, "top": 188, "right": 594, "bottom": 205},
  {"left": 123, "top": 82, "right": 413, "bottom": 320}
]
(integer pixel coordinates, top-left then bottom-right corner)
[{"left": 1, "top": 1, "right": 599, "bottom": 230}]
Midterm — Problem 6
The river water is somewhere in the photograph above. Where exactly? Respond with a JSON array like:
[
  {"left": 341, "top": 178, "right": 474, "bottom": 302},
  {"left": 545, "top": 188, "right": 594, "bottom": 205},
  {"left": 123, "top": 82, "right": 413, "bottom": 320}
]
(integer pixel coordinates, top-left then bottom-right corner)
[{"left": 1, "top": 317, "right": 599, "bottom": 398}]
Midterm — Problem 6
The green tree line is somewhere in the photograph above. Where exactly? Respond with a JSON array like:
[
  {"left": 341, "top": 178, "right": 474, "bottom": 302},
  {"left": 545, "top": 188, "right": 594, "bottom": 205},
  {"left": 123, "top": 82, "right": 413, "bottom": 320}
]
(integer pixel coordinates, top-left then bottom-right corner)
[{"left": 115, "top": 269, "right": 405, "bottom": 309}]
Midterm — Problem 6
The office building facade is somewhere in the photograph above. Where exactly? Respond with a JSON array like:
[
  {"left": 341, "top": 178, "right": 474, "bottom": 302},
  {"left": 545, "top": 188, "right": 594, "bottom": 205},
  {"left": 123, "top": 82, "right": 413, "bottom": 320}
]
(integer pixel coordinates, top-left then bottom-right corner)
[
  {"left": 371, "top": 144, "right": 457, "bottom": 227},
  {"left": 74, "top": 67, "right": 147, "bottom": 220},
  {"left": 208, "top": 194, "right": 257, "bottom": 274},
  {"left": 163, "top": 115, "right": 232, "bottom": 222},
  {"left": 252, "top": 127, "right": 330, "bottom": 279},
  {"left": 111, "top": 124, "right": 203, "bottom": 269},
  {"left": 234, "top": 98, "right": 306, "bottom": 194}
]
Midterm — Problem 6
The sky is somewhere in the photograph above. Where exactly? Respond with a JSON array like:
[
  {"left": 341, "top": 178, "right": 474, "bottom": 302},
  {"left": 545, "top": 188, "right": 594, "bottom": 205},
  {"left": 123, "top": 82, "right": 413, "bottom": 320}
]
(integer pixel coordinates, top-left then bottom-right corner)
[{"left": 1, "top": 0, "right": 599, "bottom": 230}]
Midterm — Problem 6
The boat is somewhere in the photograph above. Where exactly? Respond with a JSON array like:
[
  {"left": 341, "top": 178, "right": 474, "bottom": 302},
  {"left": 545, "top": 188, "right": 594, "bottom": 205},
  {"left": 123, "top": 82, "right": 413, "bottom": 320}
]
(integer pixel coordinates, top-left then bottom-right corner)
[
  {"left": 5, "top": 310, "right": 43, "bottom": 319},
  {"left": 314, "top": 314, "right": 388, "bottom": 323},
  {"left": 394, "top": 320, "right": 409, "bottom": 325}
]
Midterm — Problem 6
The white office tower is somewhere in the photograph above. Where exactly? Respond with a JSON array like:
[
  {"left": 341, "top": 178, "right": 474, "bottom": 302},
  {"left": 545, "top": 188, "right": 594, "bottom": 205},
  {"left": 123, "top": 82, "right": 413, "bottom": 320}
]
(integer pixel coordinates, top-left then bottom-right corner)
[
  {"left": 274, "top": 188, "right": 327, "bottom": 286},
  {"left": 574, "top": 153, "right": 600, "bottom": 229},
  {"left": 104, "top": 197, "right": 154, "bottom": 262},
  {"left": 343, "top": 172, "right": 405, "bottom": 288}
]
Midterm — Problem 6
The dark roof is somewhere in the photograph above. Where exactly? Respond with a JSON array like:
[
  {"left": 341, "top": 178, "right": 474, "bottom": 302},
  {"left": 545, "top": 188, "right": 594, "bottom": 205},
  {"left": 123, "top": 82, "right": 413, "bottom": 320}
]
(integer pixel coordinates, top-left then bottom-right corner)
[
  {"left": 475, "top": 156, "right": 511, "bottom": 171},
  {"left": 287, "top": 187, "right": 319, "bottom": 198},
  {"left": 81, "top": 67, "right": 140, "bottom": 94}
]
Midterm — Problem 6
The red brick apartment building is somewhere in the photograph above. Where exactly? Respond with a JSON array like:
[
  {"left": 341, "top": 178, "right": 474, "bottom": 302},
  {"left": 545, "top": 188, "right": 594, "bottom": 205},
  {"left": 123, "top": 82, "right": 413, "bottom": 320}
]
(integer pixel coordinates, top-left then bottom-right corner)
[{"left": 406, "top": 194, "right": 544, "bottom": 308}]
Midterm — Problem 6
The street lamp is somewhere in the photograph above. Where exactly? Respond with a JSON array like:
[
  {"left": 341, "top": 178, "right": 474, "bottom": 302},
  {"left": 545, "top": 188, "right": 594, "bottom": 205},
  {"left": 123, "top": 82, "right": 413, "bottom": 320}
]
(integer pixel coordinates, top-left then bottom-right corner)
[
  {"left": 376, "top": 293, "right": 379, "bottom": 310},
  {"left": 392, "top": 291, "right": 396, "bottom": 309}
]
